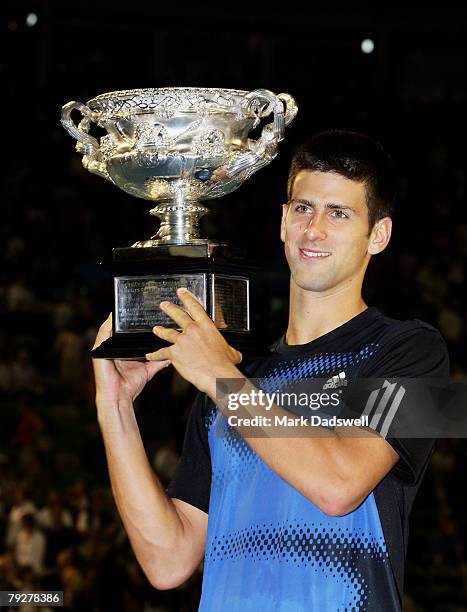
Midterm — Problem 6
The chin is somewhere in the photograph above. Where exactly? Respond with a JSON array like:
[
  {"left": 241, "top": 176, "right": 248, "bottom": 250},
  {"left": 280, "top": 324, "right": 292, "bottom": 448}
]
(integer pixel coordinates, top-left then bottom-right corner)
[{"left": 293, "top": 275, "right": 334, "bottom": 293}]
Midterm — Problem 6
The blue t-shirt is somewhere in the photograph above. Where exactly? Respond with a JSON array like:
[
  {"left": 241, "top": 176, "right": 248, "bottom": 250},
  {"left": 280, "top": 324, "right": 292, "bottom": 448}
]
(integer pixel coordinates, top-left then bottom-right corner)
[{"left": 168, "top": 307, "right": 449, "bottom": 611}]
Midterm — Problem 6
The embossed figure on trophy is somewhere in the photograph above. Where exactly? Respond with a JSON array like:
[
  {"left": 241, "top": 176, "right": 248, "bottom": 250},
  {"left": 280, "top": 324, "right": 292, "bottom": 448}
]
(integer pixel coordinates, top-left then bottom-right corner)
[{"left": 136, "top": 123, "right": 171, "bottom": 148}]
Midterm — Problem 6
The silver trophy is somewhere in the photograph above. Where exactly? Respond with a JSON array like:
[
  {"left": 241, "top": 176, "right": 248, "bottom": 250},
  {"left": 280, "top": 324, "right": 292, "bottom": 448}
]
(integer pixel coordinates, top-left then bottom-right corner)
[{"left": 61, "top": 87, "right": 297, "bottom": 358}]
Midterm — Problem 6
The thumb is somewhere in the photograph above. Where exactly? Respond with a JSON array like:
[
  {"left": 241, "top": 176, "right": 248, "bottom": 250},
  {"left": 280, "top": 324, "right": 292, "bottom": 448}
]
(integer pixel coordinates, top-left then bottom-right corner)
[{"left": 146, "top": 359, "right": 171, "bottom": 380}]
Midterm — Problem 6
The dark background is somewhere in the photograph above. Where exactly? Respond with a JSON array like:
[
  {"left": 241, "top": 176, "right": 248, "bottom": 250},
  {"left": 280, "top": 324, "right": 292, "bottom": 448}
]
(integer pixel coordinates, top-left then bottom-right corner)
[{"left": 1, "top": 1, "right": 466, "bottom": 610}]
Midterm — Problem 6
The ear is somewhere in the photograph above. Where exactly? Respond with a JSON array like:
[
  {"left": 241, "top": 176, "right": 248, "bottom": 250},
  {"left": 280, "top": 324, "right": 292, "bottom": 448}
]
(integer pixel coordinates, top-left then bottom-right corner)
[
  {"left": 280, "top": 203, "right": 289, "bottom": 243},
  {"left": 368, "top": 217, "right": 392, "bottom": 255}
]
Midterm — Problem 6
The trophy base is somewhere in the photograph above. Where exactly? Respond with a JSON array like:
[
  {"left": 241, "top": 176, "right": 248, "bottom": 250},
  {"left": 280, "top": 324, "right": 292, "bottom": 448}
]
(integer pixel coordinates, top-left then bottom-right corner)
[
  {"left": 94, "top": 242, "right": 265, "bottom": 361},
  {"left": 91, "top": 331, "right": 267, "bottom": 361}
]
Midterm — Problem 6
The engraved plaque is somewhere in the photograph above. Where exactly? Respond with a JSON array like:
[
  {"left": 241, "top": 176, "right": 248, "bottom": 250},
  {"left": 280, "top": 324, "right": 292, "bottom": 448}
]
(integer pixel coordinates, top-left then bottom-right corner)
[
  {"left": 213, "top": 275, "right": 249, "bottom": 332},
  {"left": 115, "top": 274, "right": 206, "bottom": 332}
]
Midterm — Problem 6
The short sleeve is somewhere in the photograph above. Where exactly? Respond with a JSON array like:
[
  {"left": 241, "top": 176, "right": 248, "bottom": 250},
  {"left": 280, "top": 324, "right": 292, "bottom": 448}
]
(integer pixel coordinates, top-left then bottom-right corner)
[
  {"left": 358, "top": 322, "right": 450, "bottom": 484},
  {"left": 166, "top": 393, "right": 213, "bottom": 514}
]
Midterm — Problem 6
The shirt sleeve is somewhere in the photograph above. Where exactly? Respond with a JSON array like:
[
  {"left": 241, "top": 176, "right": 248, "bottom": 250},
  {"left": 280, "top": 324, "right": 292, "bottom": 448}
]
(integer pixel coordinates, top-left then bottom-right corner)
[
  {"left": 357, "top": 320, "right": 450, "bottom": 484},
  {"left": 166, "top": 393, "right": 213, "bottom": 514}
]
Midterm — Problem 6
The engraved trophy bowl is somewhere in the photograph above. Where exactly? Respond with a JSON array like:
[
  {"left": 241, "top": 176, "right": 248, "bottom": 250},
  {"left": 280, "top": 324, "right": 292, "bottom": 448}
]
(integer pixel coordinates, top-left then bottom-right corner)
[{"left": 61, "top": 88, "right": 297, "bottom": 358}]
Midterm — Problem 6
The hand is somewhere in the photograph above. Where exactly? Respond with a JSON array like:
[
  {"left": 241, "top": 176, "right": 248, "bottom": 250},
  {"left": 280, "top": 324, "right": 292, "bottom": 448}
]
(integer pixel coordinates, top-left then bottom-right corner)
[
  {"left": 145, "top": 288, "right": 242, "bottom": 396},
  {"left": 92, "top": 314, "right": 171, "bottom": 406}
]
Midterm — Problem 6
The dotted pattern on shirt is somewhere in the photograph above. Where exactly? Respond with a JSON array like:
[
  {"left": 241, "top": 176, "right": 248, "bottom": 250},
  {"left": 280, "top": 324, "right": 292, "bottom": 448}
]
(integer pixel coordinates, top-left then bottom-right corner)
[{"left": 206, "top": 519, "right": 388, "bottom": 611}]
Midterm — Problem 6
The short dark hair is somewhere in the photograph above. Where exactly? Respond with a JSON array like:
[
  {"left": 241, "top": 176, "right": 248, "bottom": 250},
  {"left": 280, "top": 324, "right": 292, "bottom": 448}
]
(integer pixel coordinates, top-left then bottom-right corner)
[{"left": 287, "top": 130, "right": 396, "bottom": 228}]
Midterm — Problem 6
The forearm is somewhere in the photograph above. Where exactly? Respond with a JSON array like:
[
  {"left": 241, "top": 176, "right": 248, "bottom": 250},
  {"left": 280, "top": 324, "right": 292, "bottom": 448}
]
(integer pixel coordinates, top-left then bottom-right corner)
[
  {"left": 97, "top": 399, "right": 198, "bottom": 587},
  {"left": 237, "top": 421, "right": 362, "bottom": 514}
]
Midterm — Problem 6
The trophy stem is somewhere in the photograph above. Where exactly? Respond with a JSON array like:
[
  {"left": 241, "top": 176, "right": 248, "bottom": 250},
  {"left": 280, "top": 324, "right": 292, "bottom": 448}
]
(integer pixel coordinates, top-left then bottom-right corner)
[{"left": 138, "top": 201, "right": 208, "bottom": 246}]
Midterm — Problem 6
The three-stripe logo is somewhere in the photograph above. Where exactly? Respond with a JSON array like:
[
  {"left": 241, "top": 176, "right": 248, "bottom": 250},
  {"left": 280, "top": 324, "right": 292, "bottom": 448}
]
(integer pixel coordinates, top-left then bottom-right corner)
[{"left": 362, "top": 380, "right": 406, "bottom": 438}]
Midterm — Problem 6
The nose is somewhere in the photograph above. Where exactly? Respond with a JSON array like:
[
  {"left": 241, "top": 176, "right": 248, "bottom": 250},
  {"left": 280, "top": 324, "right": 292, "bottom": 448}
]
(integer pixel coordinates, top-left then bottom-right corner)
[{"left": 303, "top": 215, "right": 326, "bottom": 240}]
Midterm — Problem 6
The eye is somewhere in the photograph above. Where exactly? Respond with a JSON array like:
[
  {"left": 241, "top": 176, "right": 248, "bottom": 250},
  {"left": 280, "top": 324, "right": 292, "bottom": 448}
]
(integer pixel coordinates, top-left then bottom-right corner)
[
  {"left": 294, "top": 204, "right": 312, "bottom": 214},
  {"left": 330, "top": 209, "right": 349, "bottom": 219}
]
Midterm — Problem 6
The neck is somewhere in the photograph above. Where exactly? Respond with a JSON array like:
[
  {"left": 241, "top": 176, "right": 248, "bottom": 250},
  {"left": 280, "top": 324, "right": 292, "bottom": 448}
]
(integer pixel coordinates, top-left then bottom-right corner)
[{"left": 286, "top": 279, "right": 368, "bottom": 345}]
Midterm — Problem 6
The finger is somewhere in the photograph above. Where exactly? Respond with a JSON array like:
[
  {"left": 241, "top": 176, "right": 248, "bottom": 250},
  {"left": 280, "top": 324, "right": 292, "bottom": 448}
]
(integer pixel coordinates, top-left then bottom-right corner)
[
  {"left": 93, "top": 313, "right": 112, "bottom": 350},
  {"left": 160, "top": 301, "right": 193, "bottom": 329},
  {"left": 153, "top": 326, "right": 180, "bottom": 344},
  {"left": 146, "top": 347, "right": 172, "bottom": 361},
  {"left": 177, "top": 288, "right": 209, "bottom": 322}
]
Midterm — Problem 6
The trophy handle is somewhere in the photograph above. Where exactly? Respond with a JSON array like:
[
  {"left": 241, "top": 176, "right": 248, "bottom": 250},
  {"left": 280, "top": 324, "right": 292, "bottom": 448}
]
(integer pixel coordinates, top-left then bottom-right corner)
[
  {"left": 225, "top": 89, "right": 297, "bottom": 179},
  {"left": 277, "top": 93, "right": 299, "bottom": 128},
  {"left": 242, "top": 89, "right": 297, "bottom": 141},
  {"left": 60, "top": 101, "right": 113, "bottom": 182}
]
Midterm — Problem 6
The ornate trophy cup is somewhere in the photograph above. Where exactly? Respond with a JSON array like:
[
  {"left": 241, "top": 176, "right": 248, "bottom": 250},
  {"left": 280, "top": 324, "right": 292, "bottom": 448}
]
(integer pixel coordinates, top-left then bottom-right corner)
[{"left": 61, "top": 87, "right": 297, "bottom": 359}]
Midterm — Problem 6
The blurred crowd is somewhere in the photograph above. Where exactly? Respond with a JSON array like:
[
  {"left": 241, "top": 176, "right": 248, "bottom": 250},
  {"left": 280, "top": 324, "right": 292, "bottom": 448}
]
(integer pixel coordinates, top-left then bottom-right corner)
[{"left": 0, "top": 475, "right": 201, "bottom": 612}]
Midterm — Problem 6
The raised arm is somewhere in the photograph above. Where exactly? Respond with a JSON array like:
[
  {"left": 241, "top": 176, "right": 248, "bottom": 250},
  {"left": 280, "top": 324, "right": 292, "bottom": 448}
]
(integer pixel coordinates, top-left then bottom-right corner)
[{"left": 93, "top": 315, "right": 208, "bottom": 589}]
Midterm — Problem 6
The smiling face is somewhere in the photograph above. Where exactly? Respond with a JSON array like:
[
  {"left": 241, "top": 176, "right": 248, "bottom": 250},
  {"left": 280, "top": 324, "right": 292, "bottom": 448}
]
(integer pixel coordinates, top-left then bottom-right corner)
[{"left": 280, "top": 170, "right": 392, "bottom": 295}]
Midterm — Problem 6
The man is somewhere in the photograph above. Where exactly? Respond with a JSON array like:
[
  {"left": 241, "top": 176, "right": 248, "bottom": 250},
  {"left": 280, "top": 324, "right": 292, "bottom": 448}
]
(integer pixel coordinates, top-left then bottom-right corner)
[{"left": 93, "top": 130, "right": 449, "bottom": 611}]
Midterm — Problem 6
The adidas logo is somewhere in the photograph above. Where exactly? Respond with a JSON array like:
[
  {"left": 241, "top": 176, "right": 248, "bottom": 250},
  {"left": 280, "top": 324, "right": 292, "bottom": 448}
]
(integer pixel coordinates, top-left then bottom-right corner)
[{"left": 323, "top": 372, "right": 348, "bottom": 390}]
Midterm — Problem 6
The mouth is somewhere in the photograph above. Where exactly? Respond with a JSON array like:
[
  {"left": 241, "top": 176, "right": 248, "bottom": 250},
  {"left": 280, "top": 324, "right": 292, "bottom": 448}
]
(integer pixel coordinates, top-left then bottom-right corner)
[{"left": 299, "top": 248, "right": 332, "bottom": 260}]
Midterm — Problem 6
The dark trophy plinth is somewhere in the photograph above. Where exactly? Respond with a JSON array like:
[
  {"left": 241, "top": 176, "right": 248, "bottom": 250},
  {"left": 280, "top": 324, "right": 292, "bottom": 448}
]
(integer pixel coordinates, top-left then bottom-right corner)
[
  {"left": 61, "top": 87, "right": 297, "bottom": 360},
  {"left": 92, "top": 244, "right": 259, "bottom": 359}
]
